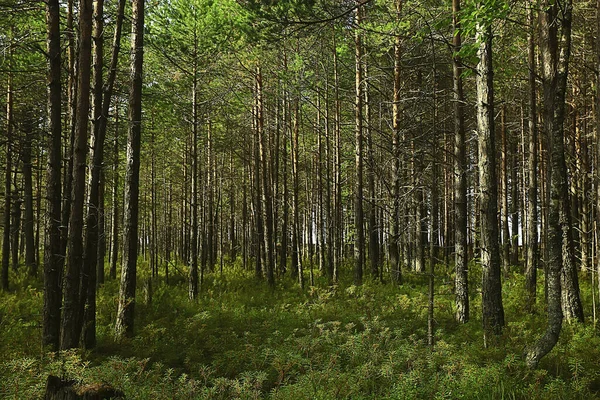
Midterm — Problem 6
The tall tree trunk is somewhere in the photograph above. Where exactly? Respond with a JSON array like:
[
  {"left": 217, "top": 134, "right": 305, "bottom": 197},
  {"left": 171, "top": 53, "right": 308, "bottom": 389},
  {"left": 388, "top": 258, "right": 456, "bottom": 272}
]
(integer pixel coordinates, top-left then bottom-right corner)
[
  {"left": 62, "top": 0, "right": 76, "bottom": 259},
  {"left": 189, "top": 71, "right": 199, "bottom": 300},
  {"left": 23, "top": 116, "right": 36, "bottom": 276},
  {"left": 332, "top": 31, "right": 342, "bottom": 283},
  {"left": 525, "top": 0, "right": 538, "bottom": 310},
  {"left": 453, "top": 0, "right": 468, "bottom": 323},
  {"left": 115, "top": 0, "right": 144, "bottom": 339},
  {"left": 257, "top": 67, "right": 275, "bottom": 286},
  {"left": 292, "top": 97, "right": 303, "bottom": 288},
  {"left": 81, "top": 0, "right": 111, "bottom": 349},
  {"left": 476, "top": 20, "right": 504, "bottom": 345},
  {"left": 390, "top": 0, "right": 403, "bottom": 284},
  {"left": 97, "top": 170, "right": 105, "bottom": 286},
  {"left": 110, "top": 106, "right": 120, "bottom": 280},
  {"left": 43, "top": 0, "right": 63, "bottom": 350},
  {"left": 280, "top": 90, "right": 289, "bottom": 276},
  {"left": 551, "top": 0, "right": 583, "bottom": 324},
  {"left": 526, "top": 0, "right": 574, "bottom": 367},
  {"left": 364, "top": 58, "right": 379, "bottom": 280},
  {"left": 61, "top": 0, "right": 94, "bottom": 350},
  {"left": 500, "top": 107, "right": 510, "bottom": 273},
  {"left": 354, "top": 2, "right": 365, "bottom": 285},
  {"left": 2, "top": 58, "right": 13, "bottom": 290}
]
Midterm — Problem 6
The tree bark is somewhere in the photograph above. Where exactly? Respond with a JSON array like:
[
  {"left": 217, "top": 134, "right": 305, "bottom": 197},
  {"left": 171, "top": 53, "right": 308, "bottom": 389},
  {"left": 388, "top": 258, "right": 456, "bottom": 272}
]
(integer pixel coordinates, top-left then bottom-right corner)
[
  {"left": 23, "top": 116, "right": 37, "bottom": 276},
  {"left": 476, "top": 21, "right": 505, "bottom": 345},
  {"left": 2, "top": 59, "right": 13, "bottom": 290},
  {"left": 115, "top": 0, "right": 144, "bottom": 339},
  {"left": 354, "top": 2, "right": 365, "bottom": 285},
  {"left": 61, "top": 0, "right": 94, "bottom": 350},
  {"left": 453, "top": 0, "right": 468, "bottom": 323},
  {"left": 43, "top": 0, "right": 63, "bottom": 350},
  {"left": 525, "top": 0, "right": 538, "bottom": 310},
  {"left": 526, "top": 0, "right": 573, "bottom": 367},
  {"left": 390, "top": 0, "right": 403, "bottom": 284}
]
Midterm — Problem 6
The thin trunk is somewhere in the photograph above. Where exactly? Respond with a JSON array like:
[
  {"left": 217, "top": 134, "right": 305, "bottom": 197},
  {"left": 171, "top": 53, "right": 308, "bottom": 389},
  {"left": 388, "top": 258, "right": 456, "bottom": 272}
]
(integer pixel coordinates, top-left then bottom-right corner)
[
  {"left": 501, "top": 107, "right": 510, "bottom": 273},
  {"left": 61, "top": 0, "right": 94, "bottom": 350},
  {"left": 110, "top": 105, "right": 120, "bottom": 280},
  {"left": 189, "top": 71, "right": 199, "bottom": 300},
  {"left": 257, "top": 67, "right": 275, "bottom": 286},
  {"left": 2, "top": 52, "right": 13, "bottom": 290},
  {"left": 354, "top": 2, "right": 365, "bottom": 285},
  {"left": 525, "top": 0, "right": 538, "bottom": 310},
  {"left": 390, "top": 0, "right": 403, "bottom": 284},
  {"left": 115, "top": 0, "right": 144, "bottom": 339},
  {"left": 23, "top": 117, "right": 36, "bottom": 276},
  {"left": 453, "top": 0, "right": 468, "bottom": 323}
]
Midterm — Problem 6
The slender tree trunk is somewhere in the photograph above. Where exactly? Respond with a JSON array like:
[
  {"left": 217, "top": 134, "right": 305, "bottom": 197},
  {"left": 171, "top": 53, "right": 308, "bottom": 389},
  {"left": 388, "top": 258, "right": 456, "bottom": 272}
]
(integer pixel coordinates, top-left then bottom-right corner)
[
  {"left": 115, "top": 0, "right": 144, "bottom": 339},
  {"left": 110, "top": 105, "right": 120, "bottom": 280},
  {"left": 500, "top": 107, "right": 510, "bottom": 273},
  {"left": 332, "top": 32, "right": 342, "bottom": 283},
  {"left": 43, "top": 0, "right": 63, "bottom": 350},
  {"left": 97, "top": 170, "right": 105, "bottom": 286},
  {"left": 2, "top": 60, "right": 13, "bottom": 290},
  {"left": 61, "top": 0, "right": 94, "bottom": 350},
  {"left": 292, "top": 97, "right": 303, "bottom": 288},
  {"left": 189, "top": 70, "right": 199, "bottom": 300},
  {"left": 23, "top": 117, "right": 36, "bottom": 276},
  {"left": 256, "top": 67, "right": 275, "bottom": 286},
  {"left": 81, "top": 0, "right": 109, "bottom": 349},
  {"left": 476, "top": 20, "right": 504, "bottom": 345},
  {"left": 281, "top": 91, "right": 289, "bottom": 276},
  {"left": 525, "top": 0, "right": 539, "bottom": 311},
  {"left": 453, "top": 0, "right": 468, "bottom": 323},
  {"left": 526, "top": 0, "right": 573, "bottom": 367},
  {"left": 62, "top": 0, "right": 76, "bottom": 259},
  {"left": 390, "top": 0, "right": 403, "bottom": 284},
  {"left": 354, "top": 2, "right": 365, "bottom": 285}
]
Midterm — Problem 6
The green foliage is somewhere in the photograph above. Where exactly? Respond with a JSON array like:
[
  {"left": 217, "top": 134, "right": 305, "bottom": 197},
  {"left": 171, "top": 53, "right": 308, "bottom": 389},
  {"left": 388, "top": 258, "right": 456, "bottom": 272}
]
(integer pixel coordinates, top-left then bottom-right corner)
[{"left": 2, "top": 265, "right": 600, "bottom": 399}]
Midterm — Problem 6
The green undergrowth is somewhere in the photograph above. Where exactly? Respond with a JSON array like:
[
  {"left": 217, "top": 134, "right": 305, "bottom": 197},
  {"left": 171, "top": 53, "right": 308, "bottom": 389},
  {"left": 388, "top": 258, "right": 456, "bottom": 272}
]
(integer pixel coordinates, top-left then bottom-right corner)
[{"left": 1, "top": 260, "right": 600, "bottom": 399}]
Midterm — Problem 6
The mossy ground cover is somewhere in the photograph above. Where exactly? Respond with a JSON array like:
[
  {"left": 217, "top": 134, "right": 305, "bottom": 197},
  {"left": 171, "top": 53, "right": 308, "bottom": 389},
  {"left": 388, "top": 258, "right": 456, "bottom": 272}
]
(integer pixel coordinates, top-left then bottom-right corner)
[{"left": 1, "top": 260, "right": 600, "bottom": 399}]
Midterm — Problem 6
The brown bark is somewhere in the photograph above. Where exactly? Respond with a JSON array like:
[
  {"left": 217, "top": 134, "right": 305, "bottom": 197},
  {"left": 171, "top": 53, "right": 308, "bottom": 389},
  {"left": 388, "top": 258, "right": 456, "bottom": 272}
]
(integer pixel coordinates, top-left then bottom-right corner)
[
  {"left": 476, "top": 21, "right": 505, "bottom": 345},
  {"left": 43, "top": 0, "right": 63, "bottom": 350},
  {"left": 115, "top": 0, "right": 145, "bottom": 339},
  {"left": 453, "top": 0, "right": 468, "bottom": 323},
  {"left": 61, "top": 0, "right": 94, "bottom": 350}
]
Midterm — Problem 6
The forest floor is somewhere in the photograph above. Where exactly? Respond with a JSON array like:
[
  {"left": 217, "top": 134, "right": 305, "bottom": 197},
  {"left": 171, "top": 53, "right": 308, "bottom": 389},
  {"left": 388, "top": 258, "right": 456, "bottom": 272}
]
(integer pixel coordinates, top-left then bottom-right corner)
[{"left": 1, "top": 260, "right": 600, "bottom": 399}]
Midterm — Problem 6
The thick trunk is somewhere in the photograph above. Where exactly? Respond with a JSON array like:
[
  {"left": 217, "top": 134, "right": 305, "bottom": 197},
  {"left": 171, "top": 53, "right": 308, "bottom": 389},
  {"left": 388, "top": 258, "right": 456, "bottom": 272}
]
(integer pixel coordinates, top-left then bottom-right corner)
[
  {"left": 43, "top": 0, "right": 63, "bottom": 350},
  {"left": 476, "top": 23, "right": 505, "bottom": 345},
  {"left": 115, "top": 0, "right": 144, "bottom": 339},
  {"left": 526, "top": 0, "right": 573, "bottom": 367}
]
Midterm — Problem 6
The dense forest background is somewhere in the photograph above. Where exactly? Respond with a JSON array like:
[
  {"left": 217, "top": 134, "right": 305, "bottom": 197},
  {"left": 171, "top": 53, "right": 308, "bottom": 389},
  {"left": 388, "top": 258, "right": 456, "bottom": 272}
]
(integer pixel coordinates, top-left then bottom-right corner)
[{"left": 2, "top": 0, "right": 600, "bottom": 398}]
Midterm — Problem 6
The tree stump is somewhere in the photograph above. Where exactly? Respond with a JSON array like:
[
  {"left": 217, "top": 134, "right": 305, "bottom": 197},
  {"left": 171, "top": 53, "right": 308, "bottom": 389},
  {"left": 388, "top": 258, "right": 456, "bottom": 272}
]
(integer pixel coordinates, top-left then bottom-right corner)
[{"left": 44, "top": 375, "right": 124, "bottom": 400}]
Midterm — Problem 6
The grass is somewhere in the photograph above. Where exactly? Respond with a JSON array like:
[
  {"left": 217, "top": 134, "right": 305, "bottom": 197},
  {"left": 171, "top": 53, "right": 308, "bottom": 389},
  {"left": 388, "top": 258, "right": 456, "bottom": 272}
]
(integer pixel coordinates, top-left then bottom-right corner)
[{"left": 1, "top": 259, "right": 600, "bottom": 399}]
